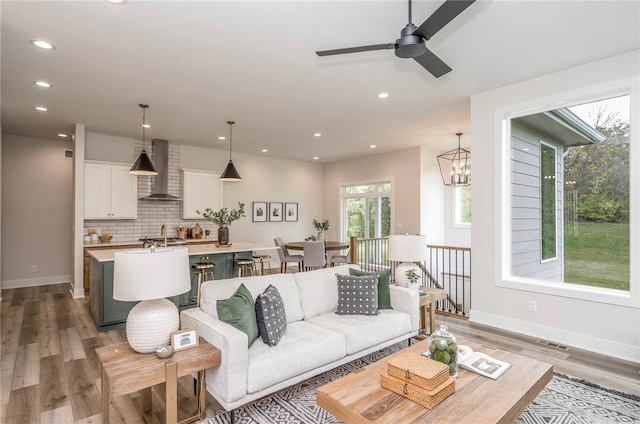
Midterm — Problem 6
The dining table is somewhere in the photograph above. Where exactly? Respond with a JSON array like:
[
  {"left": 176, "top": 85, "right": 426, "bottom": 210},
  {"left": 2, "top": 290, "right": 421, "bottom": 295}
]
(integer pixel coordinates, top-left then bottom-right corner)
[{"left": 284, "top": 241, "right": 349, "bottom": 251}]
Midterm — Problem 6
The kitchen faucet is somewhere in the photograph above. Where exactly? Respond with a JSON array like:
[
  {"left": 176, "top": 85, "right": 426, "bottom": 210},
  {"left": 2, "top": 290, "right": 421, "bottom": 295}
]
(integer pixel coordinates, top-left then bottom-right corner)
[{"left": 161, "top": 224, "right": 167, "bottom": 247}]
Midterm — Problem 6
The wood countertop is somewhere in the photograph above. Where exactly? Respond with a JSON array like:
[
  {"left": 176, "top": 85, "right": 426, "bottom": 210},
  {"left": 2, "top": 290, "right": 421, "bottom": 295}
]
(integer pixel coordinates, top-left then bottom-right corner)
[{"left": 88, "top": 242, "right": 276, "bottom": 262}]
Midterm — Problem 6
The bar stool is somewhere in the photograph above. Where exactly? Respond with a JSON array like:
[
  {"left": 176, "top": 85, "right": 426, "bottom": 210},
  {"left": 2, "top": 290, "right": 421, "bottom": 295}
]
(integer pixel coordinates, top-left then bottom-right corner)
[
  {"left": 252, "top": 253, "right": 272, "bottom": 275},
  {"left": 192, "top": 256, "right": 215, "bottom": 307},
  {"left": 234, "top": 259, "right": 254, "bottom": 277}
]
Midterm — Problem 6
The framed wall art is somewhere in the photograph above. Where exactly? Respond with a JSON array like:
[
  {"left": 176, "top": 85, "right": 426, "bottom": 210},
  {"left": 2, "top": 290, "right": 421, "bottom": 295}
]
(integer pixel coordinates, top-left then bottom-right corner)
[
  {"left": 269, "top": 202, "right": 283, "bottom": 222},
  {"left": 285, "top": 202, "right": 298, "bottom": 222},
  {"left": 170, "top": 328, "right": 199, "bottom": 351},
  {"left": 252, "top": 201, "right": 267, "bottom": 222}
]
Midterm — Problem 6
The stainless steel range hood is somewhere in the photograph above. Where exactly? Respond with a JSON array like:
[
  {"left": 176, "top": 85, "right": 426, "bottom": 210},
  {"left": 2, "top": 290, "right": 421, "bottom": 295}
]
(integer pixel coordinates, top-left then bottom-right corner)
[{"left": 140, "top": 139, "right": 182, "bottom": 201}]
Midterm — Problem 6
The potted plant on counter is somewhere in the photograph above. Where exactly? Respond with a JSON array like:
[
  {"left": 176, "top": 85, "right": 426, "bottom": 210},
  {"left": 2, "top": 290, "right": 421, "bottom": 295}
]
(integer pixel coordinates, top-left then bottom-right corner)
[
  {"left": 313, "top": 219, "right": 330, "bottom": 241},
  {"left": 197, "top": 202, "right": 246, "bottom": 246}
]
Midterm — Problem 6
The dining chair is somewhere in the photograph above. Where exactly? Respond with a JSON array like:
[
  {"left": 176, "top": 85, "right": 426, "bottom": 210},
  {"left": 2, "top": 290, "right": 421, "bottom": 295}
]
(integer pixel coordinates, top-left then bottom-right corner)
[
  {"left": 274, "top": 237, "right": 303, "bottom": 273},
  {"left": 303, "top": 240, "right": 326, "bottom": 271},
  {"left": 330, "top": 250, "right": 349, "bottom": 266}
]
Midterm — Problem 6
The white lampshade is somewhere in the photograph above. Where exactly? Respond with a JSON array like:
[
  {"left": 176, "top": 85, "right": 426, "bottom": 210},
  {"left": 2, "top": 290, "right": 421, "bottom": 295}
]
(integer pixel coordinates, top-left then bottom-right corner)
[
  {"left": 388, "top": 235, "right": 428, "bottom": 289},
  {"left": 388, "top": 235, "right": 428, "bottom": 262},
  {"left": 114, "top": 247, "right": 191, "bottom": 353}
]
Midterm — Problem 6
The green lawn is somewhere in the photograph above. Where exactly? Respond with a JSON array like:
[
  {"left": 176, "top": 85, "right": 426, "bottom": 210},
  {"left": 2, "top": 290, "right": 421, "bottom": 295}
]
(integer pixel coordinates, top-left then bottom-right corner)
[{"left": 564, "top": 222, "right": 629, "bottom": 290}]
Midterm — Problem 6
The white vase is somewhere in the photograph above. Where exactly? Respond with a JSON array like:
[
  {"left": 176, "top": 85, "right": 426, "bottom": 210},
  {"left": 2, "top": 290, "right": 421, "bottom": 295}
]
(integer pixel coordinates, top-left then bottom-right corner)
[{"left": 317, "top": 231, "right": 327, "bottom": 241}]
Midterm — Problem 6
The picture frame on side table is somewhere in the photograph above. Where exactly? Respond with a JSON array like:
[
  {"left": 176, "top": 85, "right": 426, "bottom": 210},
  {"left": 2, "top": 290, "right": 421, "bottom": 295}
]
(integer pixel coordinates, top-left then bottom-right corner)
[
  {"left": 269, "top": 202, "right": 283, "bottom": 222},
  {"left": 285, "top": 202, "right": 298, "bottom": 222},
  {"left": 170, "top": 328, "right": 199, "bottom": 351},
  {"left": 252, "top": 202, "right": 268, "bottom": 222}
]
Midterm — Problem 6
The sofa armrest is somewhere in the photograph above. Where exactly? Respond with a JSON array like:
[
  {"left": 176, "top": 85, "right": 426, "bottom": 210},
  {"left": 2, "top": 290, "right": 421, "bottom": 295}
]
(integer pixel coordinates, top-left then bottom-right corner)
[
  {"left": 389, "top": 285, "right": 420, "bottom": 333},
  {"left": 180, "top": 308, "right": 248, "bottom": 405}
]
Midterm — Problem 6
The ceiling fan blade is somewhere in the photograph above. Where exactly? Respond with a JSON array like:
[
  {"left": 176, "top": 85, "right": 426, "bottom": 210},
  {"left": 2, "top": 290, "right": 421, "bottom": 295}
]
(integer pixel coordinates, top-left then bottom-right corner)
[
  {"left": 416, "top": 0, "right": 475, "bottom": 40},
  {"left": 413, "top": 48, "right": 452, "bottom": 78},
  {"left": 316, "top": 43, "right": 395, "bottom": 56}
]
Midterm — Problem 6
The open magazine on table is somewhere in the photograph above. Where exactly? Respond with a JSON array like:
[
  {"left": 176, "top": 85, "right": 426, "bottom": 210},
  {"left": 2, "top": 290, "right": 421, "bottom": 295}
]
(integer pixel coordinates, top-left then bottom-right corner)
[{"left": 455, "top": 345, "right": 511, "bottom": 380}]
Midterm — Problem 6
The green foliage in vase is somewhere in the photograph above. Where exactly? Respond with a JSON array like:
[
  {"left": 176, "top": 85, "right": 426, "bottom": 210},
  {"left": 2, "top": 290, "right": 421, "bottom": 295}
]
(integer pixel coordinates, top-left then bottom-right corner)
[
  {"left": 197, "top": 202, "right": 246, "bottom": 228},
  {"left": 313, "top": 219, "right": 330, "bottom": 232},
  {"left": 405, "top": 269, "right": 420, "bottom": 285}
]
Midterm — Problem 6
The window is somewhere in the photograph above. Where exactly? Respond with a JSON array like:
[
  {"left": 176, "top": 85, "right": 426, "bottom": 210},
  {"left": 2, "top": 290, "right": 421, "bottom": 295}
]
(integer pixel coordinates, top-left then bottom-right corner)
[
  {"left": 342, "top": 182, "right": 391, "bottom": 241},
  {"left": 509, "top": 94, "right": 630, "bottom": 291},
  {"left": 454, "top": 185, "right": 471, "bottom": 226},
  {"left": 540, "top": 142, "right": 557, "bottom": 261}
]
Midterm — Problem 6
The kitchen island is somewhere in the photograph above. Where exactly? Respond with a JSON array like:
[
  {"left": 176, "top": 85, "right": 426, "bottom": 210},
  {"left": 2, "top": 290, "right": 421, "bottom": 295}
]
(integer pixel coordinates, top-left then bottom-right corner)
[{"left": 89, "top": 242, "right": 274, "bottom": 331}]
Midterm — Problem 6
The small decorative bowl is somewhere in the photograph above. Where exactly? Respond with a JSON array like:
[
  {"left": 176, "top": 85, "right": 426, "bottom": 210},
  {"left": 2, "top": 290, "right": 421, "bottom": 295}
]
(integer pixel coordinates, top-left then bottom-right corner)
[
  {"left": 156, "top": 345, "right": 174, "bottom": 359},
  {"left": 99, "top": 234, "right": 113, "bottom": 243}
]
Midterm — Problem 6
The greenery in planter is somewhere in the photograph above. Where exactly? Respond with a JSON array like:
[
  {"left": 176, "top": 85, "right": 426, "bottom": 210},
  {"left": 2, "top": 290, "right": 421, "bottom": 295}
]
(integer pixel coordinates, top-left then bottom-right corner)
[
  {"left": 313, "top": 219, "right": 330, "bottom": 232},
  {"left": 405, "top": 269, "right": 420, "bottom": 285},
  {"left": 197, "top": 202, "right": 246, "bottom": 228}
]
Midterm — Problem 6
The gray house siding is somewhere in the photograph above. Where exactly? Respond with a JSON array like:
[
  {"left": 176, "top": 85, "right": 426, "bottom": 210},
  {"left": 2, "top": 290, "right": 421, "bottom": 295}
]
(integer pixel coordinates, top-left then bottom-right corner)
[{"left": 510, "top": 124, "right": 564, "bottom": 280}]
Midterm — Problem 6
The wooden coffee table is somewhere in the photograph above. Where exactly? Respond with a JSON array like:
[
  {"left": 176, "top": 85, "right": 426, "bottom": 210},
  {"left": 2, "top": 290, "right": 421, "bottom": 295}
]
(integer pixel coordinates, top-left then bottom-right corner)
[{"left": 317, "top": 338, "right": 553, "bottom": 424}]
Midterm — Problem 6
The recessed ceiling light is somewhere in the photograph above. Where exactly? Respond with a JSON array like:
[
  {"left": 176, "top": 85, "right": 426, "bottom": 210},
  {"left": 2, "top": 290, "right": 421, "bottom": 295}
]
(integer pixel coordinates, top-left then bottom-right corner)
[
  {"left": 141, "top": 124, "right": 151, "bottom": 128},
  {"left": 369, "top": 145, "right": 376, "bottom": 148},
  {"left": 313, "top": 156, "right": 319, "bottom": 160},
  {"left": 106, "top": 0, "right": 126, "bottom": 4},
  {"left": 378, "top": 92, "right": 389, "bottom": 99},
  {"left": 261, "top": 149, "right": 269, "bottom": 153},
  {"left": 34, "top": 81, "right": 52, "bottom": 88},
  {"left": 313, "top": 133, "right": 321, "bottom": 137},
  {"left": 218, "top": 136, "right": 226, "bottom": 140},
  {"left": 35, "top": 106, "right": 48, "bottom": 111},
  {"left": 58, "top": 133, "right": 68, "bottom": 138},
  {"left": 31, "top": 40, "right": 55, "bottom": 50}
]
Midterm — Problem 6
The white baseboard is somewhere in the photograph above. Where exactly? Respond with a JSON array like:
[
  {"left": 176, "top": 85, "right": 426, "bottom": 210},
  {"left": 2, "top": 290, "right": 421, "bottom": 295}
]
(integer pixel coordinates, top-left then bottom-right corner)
[
  {"left": 1, "top": 275, "right": 72, "bottom": 290},
  {"left": 469, "top": 309, "right": 639, "bottom": 364}
]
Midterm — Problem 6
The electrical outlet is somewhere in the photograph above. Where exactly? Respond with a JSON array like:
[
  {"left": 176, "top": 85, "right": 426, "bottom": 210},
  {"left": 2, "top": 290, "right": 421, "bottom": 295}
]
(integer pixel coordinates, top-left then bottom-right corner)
[
  {"left": 32, "top": 265, "right": 38, "bottom": 273},
  {"left": 528, "top": 300, "right": 537, "bottom": 312}
]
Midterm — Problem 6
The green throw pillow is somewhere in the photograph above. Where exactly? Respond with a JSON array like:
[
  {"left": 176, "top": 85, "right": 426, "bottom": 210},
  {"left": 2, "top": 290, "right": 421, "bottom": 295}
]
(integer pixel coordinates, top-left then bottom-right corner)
[
  {"left": 216, "top": 283, "right": 259, "bottom": 346},
  {"left": 349, "top": 268, "right": 393, "bottom": 310}
]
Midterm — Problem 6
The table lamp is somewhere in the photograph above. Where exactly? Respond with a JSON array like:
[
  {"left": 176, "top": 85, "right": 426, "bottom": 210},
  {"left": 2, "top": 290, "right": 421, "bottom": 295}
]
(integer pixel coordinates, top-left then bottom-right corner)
[
  {"left": 388, "top": 234, "right": 428, "bottom": 288},
  {"left": 113, "top": 247, "right": 191, "bottom": 353}
]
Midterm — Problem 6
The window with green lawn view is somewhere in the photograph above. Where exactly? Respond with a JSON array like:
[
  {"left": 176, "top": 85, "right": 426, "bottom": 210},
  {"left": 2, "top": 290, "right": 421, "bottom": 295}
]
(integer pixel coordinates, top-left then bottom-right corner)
[
  {"left": 342, "top": 182, "right": 391, "bottom": 240},
  {"left": 454, "top": 185, "right": 471, "bottom": 226},
  {"left": 510, "top": 94, "right": 630, "bottom": 291}
]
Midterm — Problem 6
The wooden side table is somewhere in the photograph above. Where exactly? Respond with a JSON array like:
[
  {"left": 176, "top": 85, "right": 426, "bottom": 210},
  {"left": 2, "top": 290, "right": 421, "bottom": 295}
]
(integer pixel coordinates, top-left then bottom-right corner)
[
  {"left": 418, "top": 287, "right": 448, "bottom": 334},
  {"left": 96, "top": 338, "right": 221, "bottom": 424}
]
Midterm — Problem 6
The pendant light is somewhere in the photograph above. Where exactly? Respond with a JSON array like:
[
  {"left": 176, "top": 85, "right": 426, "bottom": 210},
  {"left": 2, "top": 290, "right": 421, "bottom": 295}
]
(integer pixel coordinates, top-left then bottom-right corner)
[
  {"left": 437, "top": 132, "right": 470, "bottom": 186},
  {"left": 220, "top": 120, "right": 242, "bottom": 181},
  {"left": 130, "top": 104, "right": 158, "bottom": 176}
]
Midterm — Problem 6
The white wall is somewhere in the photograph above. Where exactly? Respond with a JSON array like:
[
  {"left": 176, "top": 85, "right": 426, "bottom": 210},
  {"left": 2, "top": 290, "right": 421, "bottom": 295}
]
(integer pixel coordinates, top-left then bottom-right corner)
[
  {"left": 323, "top": 147, "right": 422, "bottom": 238},
  {"left": 470, "top": 50, "right": 640, "bottom": 363},
  {"left": 1, "top": 135, "right": 73, "bottom": 288}
]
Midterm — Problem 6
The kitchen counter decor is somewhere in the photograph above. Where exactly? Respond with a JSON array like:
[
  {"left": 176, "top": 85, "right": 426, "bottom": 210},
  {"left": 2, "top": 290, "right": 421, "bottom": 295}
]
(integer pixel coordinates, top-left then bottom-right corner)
[{"left": 197, "top": 202, "right": 246, "bottom": 246}]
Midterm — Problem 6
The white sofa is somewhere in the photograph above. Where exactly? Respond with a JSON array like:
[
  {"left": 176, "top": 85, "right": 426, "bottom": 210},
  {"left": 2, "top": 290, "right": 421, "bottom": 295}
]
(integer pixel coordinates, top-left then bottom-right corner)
[{"left": 180, "top": 264, "right": 420, "bottom": 412}]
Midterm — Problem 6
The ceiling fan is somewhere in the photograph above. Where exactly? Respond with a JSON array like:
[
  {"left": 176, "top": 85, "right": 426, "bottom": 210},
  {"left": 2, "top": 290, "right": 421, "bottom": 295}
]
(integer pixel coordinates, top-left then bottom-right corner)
[{"left": 316, "top": 0, "right": 475, "bottom": 78}]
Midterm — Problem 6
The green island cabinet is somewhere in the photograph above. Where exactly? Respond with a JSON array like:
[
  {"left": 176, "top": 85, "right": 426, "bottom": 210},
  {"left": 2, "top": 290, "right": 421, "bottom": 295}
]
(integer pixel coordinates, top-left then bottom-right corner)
[{"left": 89, "top": 251, "right": 252, "bottom": 332}]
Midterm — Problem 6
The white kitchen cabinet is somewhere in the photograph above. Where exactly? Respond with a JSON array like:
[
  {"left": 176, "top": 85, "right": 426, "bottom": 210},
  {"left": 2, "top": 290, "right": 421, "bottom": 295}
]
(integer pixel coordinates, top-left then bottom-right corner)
[
  {"left": 181, "top": 169, "right": 223, "bottom": 219},
  {"left": 84, "top": 161, "right": 137, "bottom": 219}
]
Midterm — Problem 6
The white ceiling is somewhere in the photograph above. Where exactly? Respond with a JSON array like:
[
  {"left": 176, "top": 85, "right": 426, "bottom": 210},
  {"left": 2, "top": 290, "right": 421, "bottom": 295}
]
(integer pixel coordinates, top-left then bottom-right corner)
[{"left": 2, "top": 1, "right": 639, "bottom": 163}]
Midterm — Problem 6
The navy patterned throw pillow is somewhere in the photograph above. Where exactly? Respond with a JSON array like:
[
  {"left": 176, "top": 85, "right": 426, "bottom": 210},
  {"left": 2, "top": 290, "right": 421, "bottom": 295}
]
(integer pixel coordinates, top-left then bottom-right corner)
[
  {"left": 335, "top": 274, "right": 379, "bottom": 316},
  {"left": 255, "top": 285, "right": 287, "bottom": 346}
]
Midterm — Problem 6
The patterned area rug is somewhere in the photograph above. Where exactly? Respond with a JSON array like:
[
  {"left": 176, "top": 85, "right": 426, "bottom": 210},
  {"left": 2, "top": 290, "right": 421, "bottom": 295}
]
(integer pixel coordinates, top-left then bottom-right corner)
[{"left": 200, "top": 343, "right": 640, "bottom": 424}]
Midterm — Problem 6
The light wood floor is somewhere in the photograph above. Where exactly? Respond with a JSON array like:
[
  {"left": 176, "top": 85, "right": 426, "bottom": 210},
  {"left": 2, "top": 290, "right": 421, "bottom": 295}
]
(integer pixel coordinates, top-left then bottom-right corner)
[{"left": 1, "top": 284, "right": 638, "bottom": 423}]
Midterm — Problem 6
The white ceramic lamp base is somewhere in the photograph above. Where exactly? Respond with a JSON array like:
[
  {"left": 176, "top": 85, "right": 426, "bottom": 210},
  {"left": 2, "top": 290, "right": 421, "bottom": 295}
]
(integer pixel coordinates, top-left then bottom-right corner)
[
  {"left": 125, "top": 298, "right": 180, "bottom": 353},
  {"left": 395, "top": 262, "right": 421, "bottom": 289}
]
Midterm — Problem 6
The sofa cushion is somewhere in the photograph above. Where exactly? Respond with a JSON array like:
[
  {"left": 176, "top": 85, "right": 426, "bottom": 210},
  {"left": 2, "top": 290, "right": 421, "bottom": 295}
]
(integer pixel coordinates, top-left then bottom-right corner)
[
  {"left": 307, "top": 310, "right": 412, "bottom": 355},
  {"left": 296, "top": 264, "right": 358, "bottom": 319},
  {"left": 201, "top": 273, "right": 304, "bottom": 323},
  {"left": 246, "top": 320, "right": 346, "bottom": 393},
  {"left": 335, "top": 274, "right": 379, "bottom": 316},
  {"left": 216, "top": 283, "right": 259, "bottom": 347},
  {"left": 349, "top": 268, "right": 393, "bottom": 309},
  {"left": 255, "top": 285, "right": 287, "bottom": 347}
]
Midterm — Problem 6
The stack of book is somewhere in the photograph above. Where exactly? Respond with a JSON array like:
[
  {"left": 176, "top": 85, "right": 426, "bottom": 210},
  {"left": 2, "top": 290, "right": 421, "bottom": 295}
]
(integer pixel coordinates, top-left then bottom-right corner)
[{"left": 380, "top": 351, "right": 456, "bottom": 409}]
